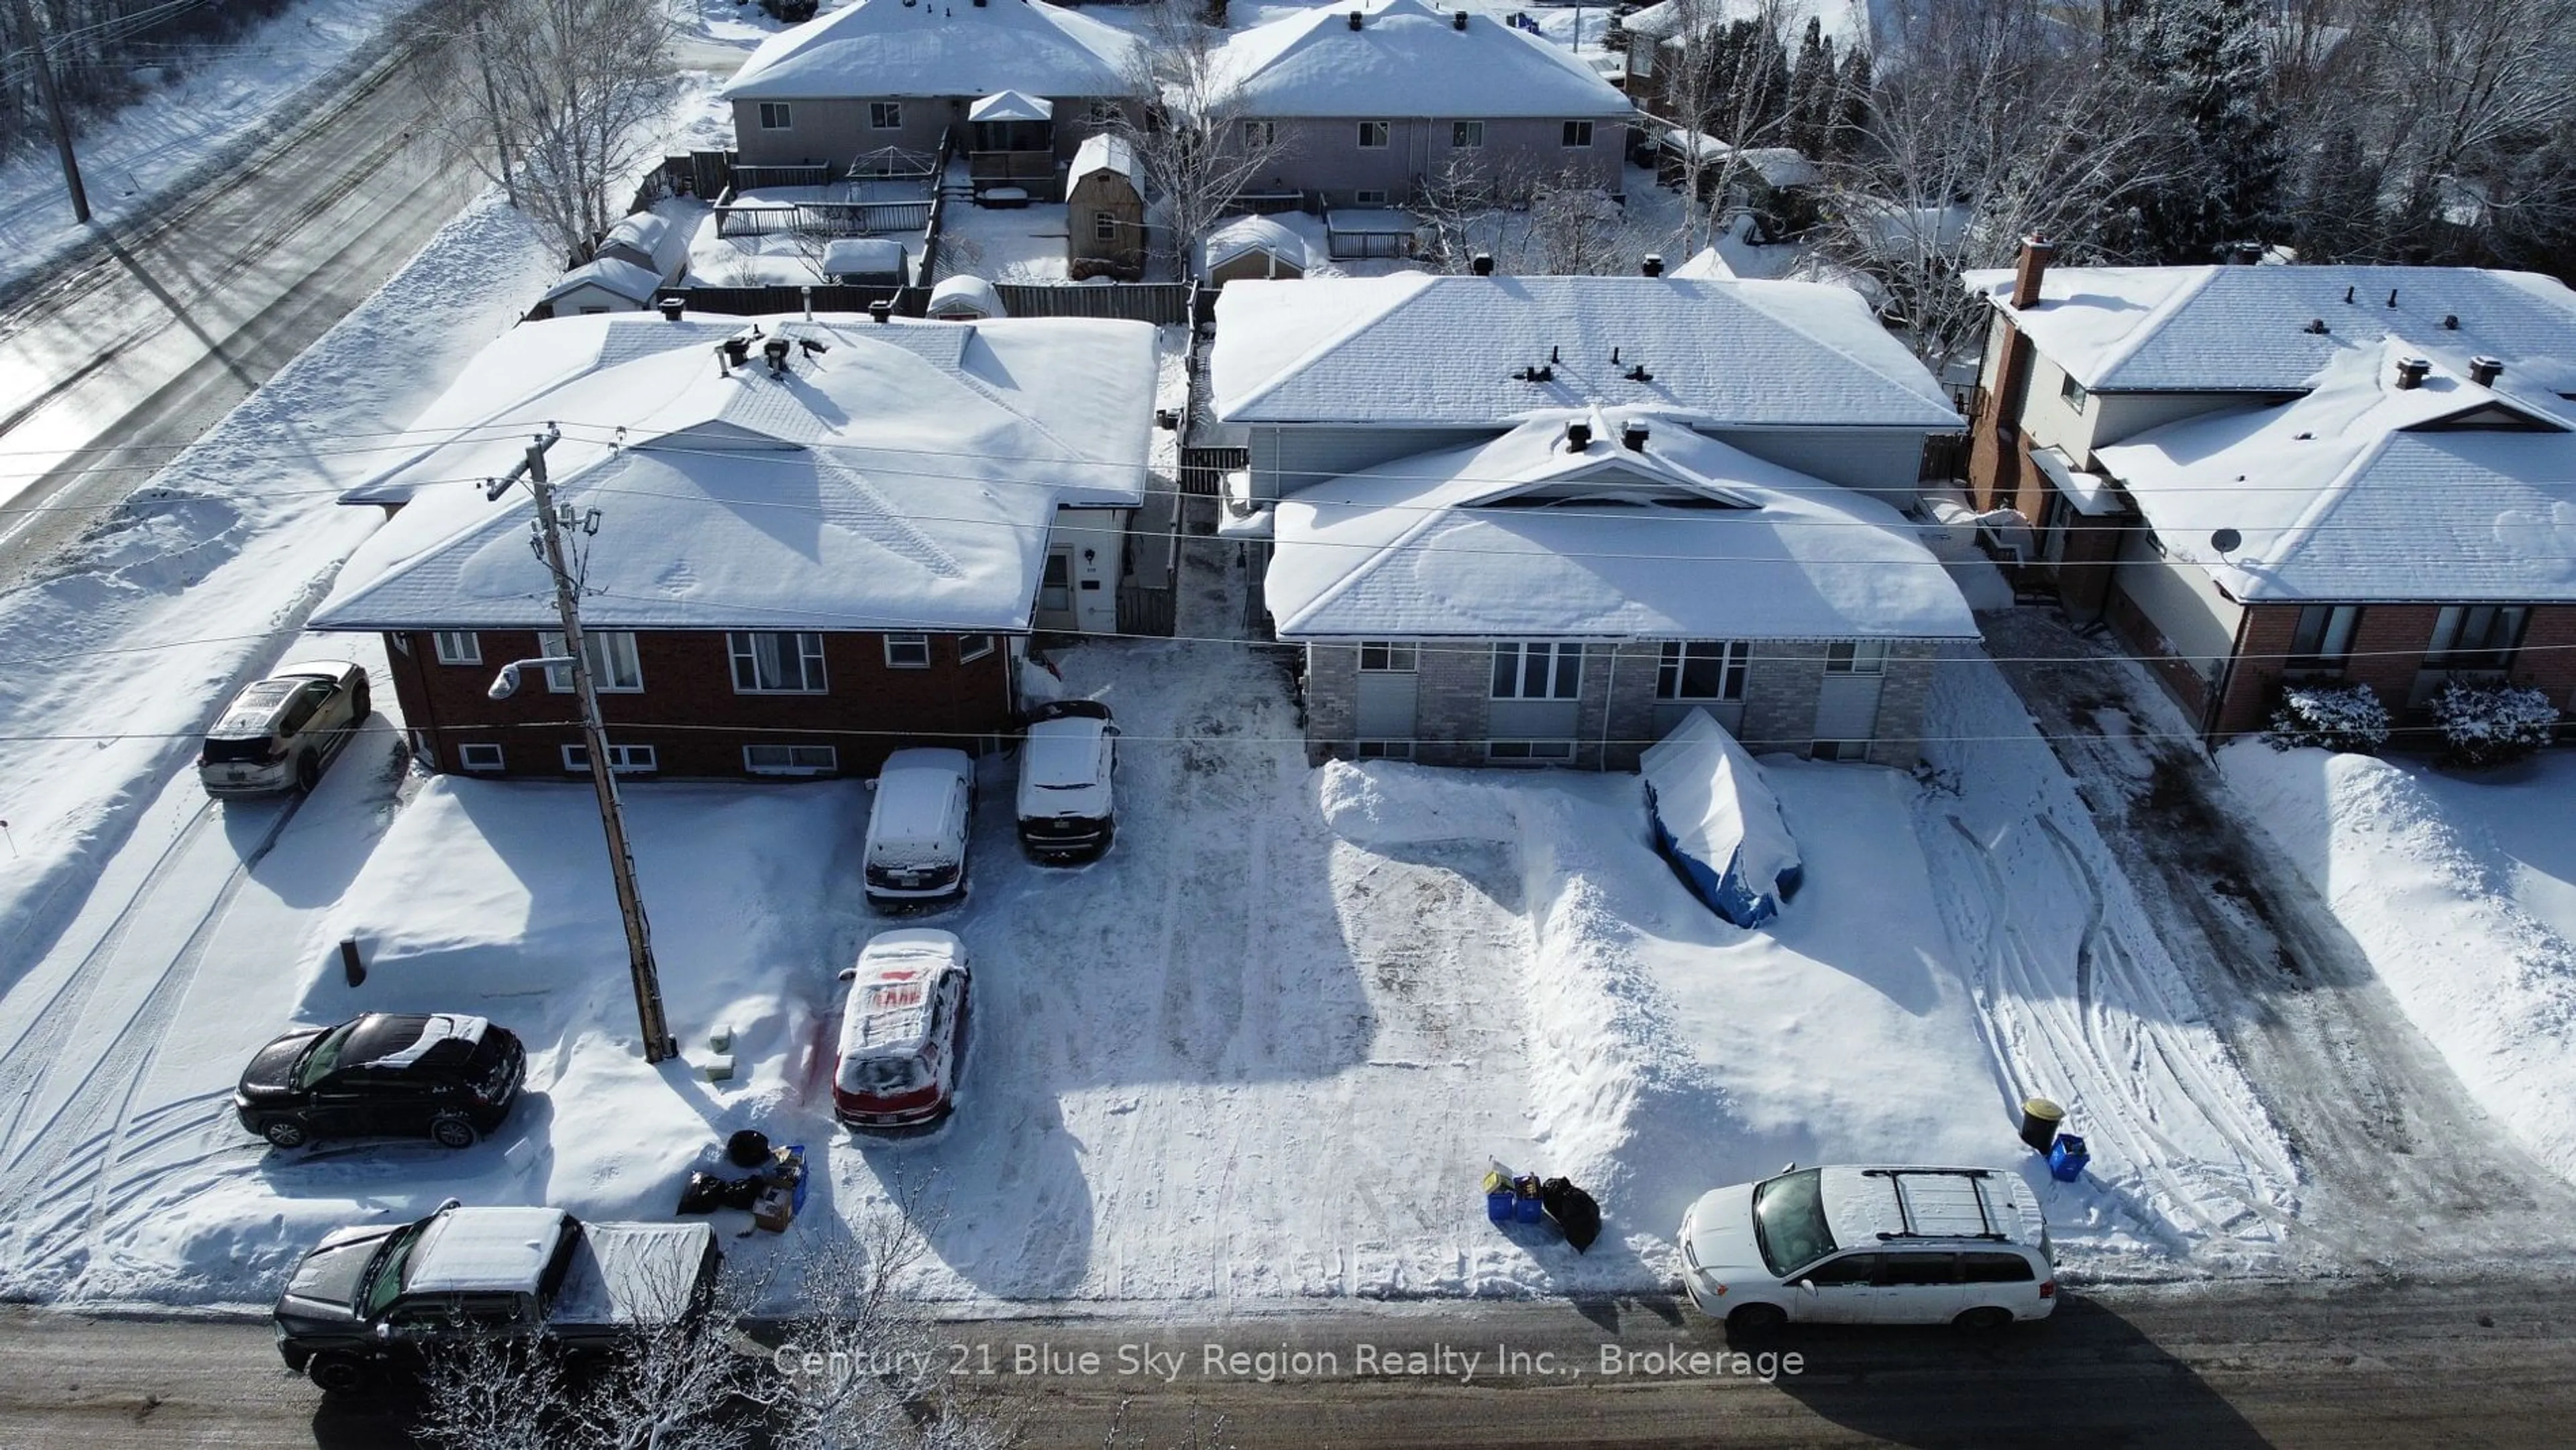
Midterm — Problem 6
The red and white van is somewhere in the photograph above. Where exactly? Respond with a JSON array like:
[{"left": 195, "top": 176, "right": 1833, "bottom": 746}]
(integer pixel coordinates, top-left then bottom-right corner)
[{"left": 832, "top": 929, "right": 971, "bottom": 1139}]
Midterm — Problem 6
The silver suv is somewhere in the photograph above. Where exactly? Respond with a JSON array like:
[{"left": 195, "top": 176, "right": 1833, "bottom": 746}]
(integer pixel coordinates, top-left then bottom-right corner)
[{"left": 198, "top": 661, "right": 371, "bottom": 797}]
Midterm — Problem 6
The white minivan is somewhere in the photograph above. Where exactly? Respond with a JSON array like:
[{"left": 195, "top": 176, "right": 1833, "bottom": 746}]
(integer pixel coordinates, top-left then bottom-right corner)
[
  {"left": 1678, "top": 1165, "right": 2056, "bottom": 1334},
  {"left": 863, "top": 749, "right": 976, "bottom": 908}
]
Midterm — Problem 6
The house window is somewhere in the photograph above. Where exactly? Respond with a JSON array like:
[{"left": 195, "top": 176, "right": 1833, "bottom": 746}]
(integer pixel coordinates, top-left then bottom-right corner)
[
  {"left": 728, "top": 631, "right": 826, "bottom": 693},
  {"left": 457, "top": 743, "right": 504, "bottom": 772},
  {"left": 1353, "top": 189, "right": 1389, "bottom": 205},
  {"left": 1811, "top": 739, "right": 1867, "bottom": 762},
  {"left": 1359, "top": 641, "right": 1417, "bottom": 672},
  {"left": 1094, "top": 211, "right": 1117, "bottom": 242},
  {"left": 1562, "top": 119, "right": 1595, "bottom": 148},
  {"left": 1656, "top": 641, "right": 1748, "bottom": 701},
  {"left": 432, "top": 631, "right": 481, "bottom": 665},
  {"left": 1825, "top": 641, "right": 1888, "bottom": 676},
  {"left": 2287, "top": 605, "right": 2362, "bottom": 672},
  {"left": 1451, "top": 120, "right": 1485, "bottom": 148},
  {"left": 1039, "top": 553, "right": 1072, "bottom": 613},
  {"left": 759, "top": 103, "right": 792, "bottom": 131},
  {"left": 563, "top": 743, "right": 657, "bottom": 774},
  {"left": 1492, "top": 641, "right": 1581, "bottom": 699},
  {"left": 1354, "top": 739, "right": 1413, "bottom": 760},
  {"left": 1488, "top": 739, "right": 1575, "bottom": 762},
  {"left": 539, "top": 630, "right": 641, "bottom": 692},
  {"left": 884, "top": 634, "right": 932, "bottom": 668},
  {"left": 2426, "top": 605, "right": 2528, "bottom": 671},
  {"left": 1357, "top": 120, "right": 1391, "bottom": 149},
  {"left": 744, "top": 743, "right": 839, "bottom": 776},
  {"left": 959, "top": 635, "right": 996, "bottom": 662},
  {"left": 869, "top": 102, "right": 901, "bottom": 130},
  {"left": 2059, "top": 370, "right": 2089, "bottom": 413},
  {"left": 1243, "top": 119, "right": 1275, "bottom": 146}
]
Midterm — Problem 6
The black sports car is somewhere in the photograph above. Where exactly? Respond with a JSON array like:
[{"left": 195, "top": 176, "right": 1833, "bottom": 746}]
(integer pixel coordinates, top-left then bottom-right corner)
[{"left": 235, "top": 1013, "right": 525, "bottom": 1150}]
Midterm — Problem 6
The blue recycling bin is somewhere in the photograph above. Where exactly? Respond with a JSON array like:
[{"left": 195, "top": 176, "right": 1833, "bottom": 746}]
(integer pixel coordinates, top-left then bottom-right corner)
[
  {"left": 1486, "top": 1190, "right": 1515, "bottom": 1223},
  {"left": 2047, "top": 1133, "right": 2089, "bottom": 1182},
  {"left": 1515, "top": 1192, "right": 1544, "bottom": 1223}
]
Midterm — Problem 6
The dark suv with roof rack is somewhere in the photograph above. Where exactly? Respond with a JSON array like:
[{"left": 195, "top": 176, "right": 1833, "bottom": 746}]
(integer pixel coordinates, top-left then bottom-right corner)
[{"left": 235, "top": 1013, "right": 525, "bottom": 1151}]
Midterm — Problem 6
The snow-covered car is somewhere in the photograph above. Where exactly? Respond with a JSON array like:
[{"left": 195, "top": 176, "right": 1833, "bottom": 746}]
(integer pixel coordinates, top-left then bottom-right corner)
[
  {"left": 235, "top": 1013, "right": 525, "bottom": 1151},
  {"left": 1016, "top": 700, "right": 1117, "bottom": 860},
  {"left": 833, "top": 929, "right": 971, "bottom": 1138},
  {"left": 273, "top": 1203, "right": 719, "bottom": 1398},
  {"left": 197, "top": 660, "right": 370, "bottom": 796},
  {"left": 1678, "top": 1165, "right": 2056, "bottom": 1333},
  {"left": 863, "top": 747, "right": 976, "bottom": 907}
]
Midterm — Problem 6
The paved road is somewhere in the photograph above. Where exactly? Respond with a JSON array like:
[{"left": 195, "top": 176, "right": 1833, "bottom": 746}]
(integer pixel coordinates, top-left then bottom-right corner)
[{"left": 0, "top": 1279, "right": 2565, "bottom": 1447}]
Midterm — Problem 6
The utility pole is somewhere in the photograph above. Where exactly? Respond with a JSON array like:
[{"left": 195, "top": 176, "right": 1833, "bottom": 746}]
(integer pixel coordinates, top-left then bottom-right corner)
[
  {"left": 487, "top": 426, "right": 678, "bottom": 1063},
  {"left": 5, "top": 0, "right": 89, "bottom": 223}
]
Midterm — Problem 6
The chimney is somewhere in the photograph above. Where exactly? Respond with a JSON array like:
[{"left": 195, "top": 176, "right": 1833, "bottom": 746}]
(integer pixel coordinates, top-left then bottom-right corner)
[
  {"left": 1640, "top": 253, "right": 1664, "bottom": 277},
  {"left": 657, "top": 295, "right": 684, "bottom": 321},
  {"left": 1622, "top": 421, "right": 1650, "bottom": 452},
  {"left": 2009, "top": 236, "right": 2054, "bottom": 309},
  {"left": 1565, "top": 420, "right": 1593, "bottom": 450},
  {"left": 2396, "top": 356, "right": 2431, "bottom": 390},
  {"left": 1453, "top": 9, "right": 1466, "bottom": 28},
  {"left": 869, "top": 300, "right": 892, "bottom": 324},
  {"left": 1470, "top": 253, "right": 1495, "bottom": 276},
  {"left": 2469, "top": 356, "right": 2504, "bottom": 386},
  {"left": 1348, "top": 9, "right": 1362, "bottom": 28}
]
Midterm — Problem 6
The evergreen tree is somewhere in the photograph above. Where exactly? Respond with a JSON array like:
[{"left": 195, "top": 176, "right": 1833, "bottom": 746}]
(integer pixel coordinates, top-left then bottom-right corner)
[
  {"left": 2127, "top": 0, "right": 2287, "bottom": 260},
  {"left": 2294, "top": 123, "right": 2383, "bottom": 262},
  {"left": 1829, "top": 45, "right": 1873, "bottom": 161},
  {"left": 1785, "top": 17, "right": 1835, "bottom": 158}
]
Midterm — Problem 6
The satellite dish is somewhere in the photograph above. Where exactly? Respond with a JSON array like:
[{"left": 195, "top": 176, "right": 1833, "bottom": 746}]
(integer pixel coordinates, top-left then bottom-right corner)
[{"left": 2210, "top": 528, "right": 2242, "bottom": 555}]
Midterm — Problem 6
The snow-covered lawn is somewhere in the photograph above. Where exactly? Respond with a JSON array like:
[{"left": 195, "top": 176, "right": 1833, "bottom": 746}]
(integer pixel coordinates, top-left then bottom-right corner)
[{"left": 2220, "top": 743, "right": 2576, "bottom": 1181}]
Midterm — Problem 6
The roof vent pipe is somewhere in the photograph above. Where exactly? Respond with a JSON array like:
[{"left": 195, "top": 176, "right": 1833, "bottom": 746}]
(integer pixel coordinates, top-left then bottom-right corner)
[
  {"left": 2344, "top": 284, "right": 2355, "bottom": 304},
  {"left": 2388, "top": 288, "right": 2400, "bottom": 307},
  {"left": 1454, "top": 9, "right": 1467, "bottom": 28},
  {"left": 720, "top": 333, "right": 754, "bottom": 368},
  {"left": 1348, "top": 9, "right": 1362, "bottom": 28},
  {"left": 1565, "top": 421, "right": 1593, "bottom": 450},
  {"left": 1622, "top": 421, "right": 1650, "bottom": 452},
  {"left": 869, "top": 300, "right": 892, "bottom": 323},
  {"left": 1641, "top": 253, "right": 1664, "bottom": 276},
  {"left": 2469, "top": 356, "right": 2504, "bottom": 386},
  {"left": 1471, "top": 252, "right": 1495, "bottom": 276},
  {"left": 763, "top": 336, "right": 792, "bottom": 375},
  {"left": 2396, "top": 356, "right": 2431, "bottom": 390},
  {"left": 657, "top": 295, "right": 684, "bottom": 321}
]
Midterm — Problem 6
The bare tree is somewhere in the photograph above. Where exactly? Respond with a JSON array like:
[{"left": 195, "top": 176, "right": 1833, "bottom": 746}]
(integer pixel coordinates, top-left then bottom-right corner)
[
  {"left": 1625, "top": 0, "right": 1802, "bottom": 258},
  {"left": 1108, "top": 0, "right": 1292, "bottom": 278},
  {"left": 413, "top": 0, "right": 680, "bottom": 264},
  {"left": 415, "top": 1329, "right": 574, "bottom": 1450}
]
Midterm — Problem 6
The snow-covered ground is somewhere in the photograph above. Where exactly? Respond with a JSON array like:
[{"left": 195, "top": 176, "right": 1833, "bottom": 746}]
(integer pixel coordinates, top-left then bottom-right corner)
[{"left": 2220, "top": 744, "right": 2576, "bottom": 1182}]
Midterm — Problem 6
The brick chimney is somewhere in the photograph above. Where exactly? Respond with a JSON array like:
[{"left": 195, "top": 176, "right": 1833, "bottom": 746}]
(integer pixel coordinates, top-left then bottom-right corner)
[{"left": 2010, "top": 236, "right": 2055, "bottom": 309}]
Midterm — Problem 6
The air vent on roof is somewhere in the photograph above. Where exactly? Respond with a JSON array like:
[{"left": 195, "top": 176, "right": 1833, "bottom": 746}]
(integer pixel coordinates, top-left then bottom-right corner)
[
  {"left": 869, "top": 301, "right": 892, "bottom": 324},
  {"left": 1514, "top": 363, "right": 1554, "bottom": 383},
  {"left": 1454, "top": 9, "right": 1467, "bottom": 28},
  {"left": 1623, "top": 421, "right": 1650, "bottom": 452},
  {"left": 2343, "top": 284, "right": 2355, "bottom": 304},
  {"left": 1565, "top": 421, "right": 1593, "bottom": 450},
  {"left": 2443, "top": 314, "right": 2460, "bottom": 330},
  {"left": 2396, "top": 356, "right": 2431, "bottom": 390},
  {"left": 2469, "top": 356, "right": 2504, "bottom": 386},
  {"left": 657, "top": 295, "right": 684, "bottom": 321},
  {"left": 2388, "top": 289, "right": 2400, "bottom": 307},
  {"left": 1472, "top": 253, "right": 1495, "bottom": 276},
  {"left": 763, "top": 335, "right": 792, "bottom": 376},
  {"left": 2303, "top": 317, "right": 2328, "bottom": 334},
  {"left": 1641, "top": 254, "right": 1664, "bottom": 277},
  {"left": 1348, "top": 9, "right": 1362, "bottom": 28}
]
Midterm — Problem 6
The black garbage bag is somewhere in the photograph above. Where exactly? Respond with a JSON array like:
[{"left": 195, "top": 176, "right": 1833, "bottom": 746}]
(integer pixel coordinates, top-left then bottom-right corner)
[
  {"left": 720, "top": 1174, "right": 764, "bottom": 1210},
  {"left": 678, "top": 1171, "right": 729, "bottom": 1215},
  {"left": 727, "top": 1129, "right": 772, "bottom": 1168},
  {"left": 1540, "top": 1176, "right": 1601, "bottom": 1253}
]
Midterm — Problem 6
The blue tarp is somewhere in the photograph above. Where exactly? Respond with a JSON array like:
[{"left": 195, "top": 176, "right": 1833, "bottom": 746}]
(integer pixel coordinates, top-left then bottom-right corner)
[{"left": 1639, "top": 709, "right": 1803, "bottom": 928}]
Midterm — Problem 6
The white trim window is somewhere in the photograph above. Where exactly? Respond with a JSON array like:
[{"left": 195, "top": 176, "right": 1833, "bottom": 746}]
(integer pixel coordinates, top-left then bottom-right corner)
[
  {"left": 539, "top": 630, "right": 642, "bottom": 692},
  {"left": 433, "top": 631, "right": 481, "bottom": 665},
  {"left": 1491, "top": 641, "right": 1581, "bottom": 699},
  {"left": 728, "top": 631, "right": 827, "bottom": 693},
  {"left": 1562, "top": 119, "right": 1595, "bottom": 147},
  {"left": 564, "top": 742, "right": 657, "bottom": 774},
  {"left": 869, "top": 101, "right": 902, "bottom": 130},
  {"left": 457, "top": 743, "right": 504, "bottom": 772},
  {"left": 1358, "top": 641, "right": 1417, "bottom": 672},
  {"left": 744, "top": 743, "right": 839, "bottom": 776},
  {"left": 884, "top": 634, "right": 932, "bottom": 668},
  {"left": 1094, "top": 211, "right": 1118, "bottom": 242},
  {"left": 1489, "top": 739, "right": 1574, "bottom": 762},
  {"left": 959, "top": 635, "right": 996, "bottom": 662},
  {"left": 759, "top": 102, "right": 792, "bottom": 130},
  {"left": 2059, "top": 370, "right": 2089, "bottom": 413},
  {"left": 1656, "top": 640, "right": 1748, "bottom": 701},
  {"left": 1357, "top": 120, "right": 1391, "bottom": 149},
  {"left": 1824, "top": 641, "right": 1888, "bottom": 676},
  {"left": 1451, "top": 119, "right": 1485, "bottom": 148},
  {"left": 1243, "top": 119, "right": 1275, "bottom": 146},
  {"left": 1353, "top": 189, "right": 1389, "bottom": 205}
]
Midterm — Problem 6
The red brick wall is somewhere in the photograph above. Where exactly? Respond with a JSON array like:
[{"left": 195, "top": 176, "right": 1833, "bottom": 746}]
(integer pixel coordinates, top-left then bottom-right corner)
[
  {"left": 2208, "top": 603, "right": 2576, "bottom": 741},
  {"left": 1964, "top": 317, "right": 2029, "bottom": 513},
  {"left": 383, "top": 629, "right": 1013, "bottom": 779}
]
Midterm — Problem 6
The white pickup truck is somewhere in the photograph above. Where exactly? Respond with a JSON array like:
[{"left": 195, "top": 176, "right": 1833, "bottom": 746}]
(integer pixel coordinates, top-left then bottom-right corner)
[{"left": 272, "top": 1202, "right": 720, "bottom": 1398}]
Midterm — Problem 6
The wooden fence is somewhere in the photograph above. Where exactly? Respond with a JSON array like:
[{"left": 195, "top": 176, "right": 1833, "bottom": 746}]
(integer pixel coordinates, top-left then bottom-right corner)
[
  {"left": 990, "top": 282, "right": 1195, "bottom": 326},
  {"left": 1117, "top": 584, "right": 1177, "bottom": 637},
  {"left": 668, "top": 284, "right": 924, "bottom": 317}
]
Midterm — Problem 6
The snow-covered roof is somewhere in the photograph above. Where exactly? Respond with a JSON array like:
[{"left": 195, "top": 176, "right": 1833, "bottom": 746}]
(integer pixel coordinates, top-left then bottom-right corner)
[
  {"left": 1658, "top": 132, "right": 1819, "bottom": 189},
  {"left": 1201, "top": 214, "right": 1307, "bottom": 274},
  {"left": 969, "top": 89, "right": 1053, "bottom": 122},
  {"left": 928, "top": 273, "right": 1006, "bottom": 318},
  {"left": 1670, "top": 246, "right": 1732, "bottom": 280},
  {"left": 1209, "top": 0, "right": 1630, "bottom": 119},
  {"left": 540, "top": 257, "right": 661, "bottom": 307},
  {"left": 407, "top": 1208, "right": 570, "bottom": 1294},
  {"left": 600, "top": 212, "right": 669, "bottom": 260},
  {"left": 720, "top": 0, "right": 1134, "bottom": 103},
  {"left": 312, "top": 311, "right": 1158, "bottom": 634},
  {"left": 2094, "top": 340, "right": 2576, "bottom": 603},
  {"left": 1212, "top": 273, "right": 1957, "bottom": 427},
  {"left": 1965, "top": 263, "right": 2576, "bottom": 393},
  {"left": 1266, "top": 409, "right": 1976, "bottom": 639},
  {"left": 1069, "top": 133, "right": 1142, "bottom": 191},
  {"left": 820, "top": 236, "right": 907, "bottom": 277}
]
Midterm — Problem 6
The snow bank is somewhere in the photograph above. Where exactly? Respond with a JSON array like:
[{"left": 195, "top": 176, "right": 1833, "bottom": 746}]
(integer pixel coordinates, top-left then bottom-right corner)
[{"left": 2219, "top": 743, "right": 2576, "bottom": 1179}]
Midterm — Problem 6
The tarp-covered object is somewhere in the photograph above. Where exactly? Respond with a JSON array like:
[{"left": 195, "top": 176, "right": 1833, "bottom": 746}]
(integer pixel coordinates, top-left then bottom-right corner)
[{"left": 1639, "top": 708, "right": 1802, "bottom": 927}]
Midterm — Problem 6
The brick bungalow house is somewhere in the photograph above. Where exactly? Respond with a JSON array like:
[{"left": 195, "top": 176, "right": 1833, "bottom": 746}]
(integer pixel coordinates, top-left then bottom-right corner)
[
  {"left": 309, "top": 309, "right": 1159, "bottom": 780},
  {"left": 1265, "top": 409, "right": 1978, "bottom": 770},
  {"left": 1960, "top": 244, "right": 2576, "bottom": 741}
]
